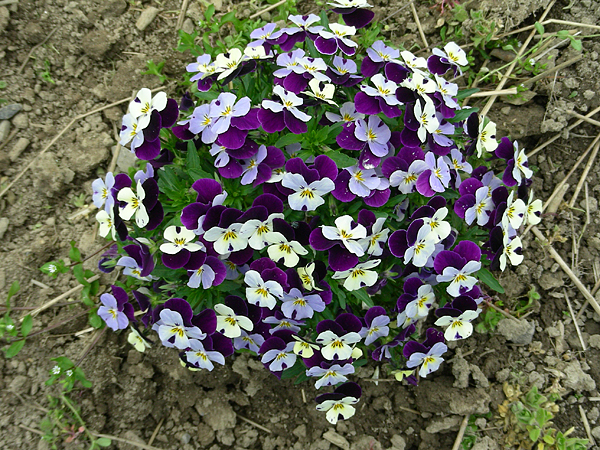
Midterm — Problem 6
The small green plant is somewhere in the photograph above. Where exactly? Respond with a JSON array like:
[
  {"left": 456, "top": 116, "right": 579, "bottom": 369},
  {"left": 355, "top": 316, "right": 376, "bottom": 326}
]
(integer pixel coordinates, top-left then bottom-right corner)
[
  {"left": 71, "top": 193, "right": 88, "bottom": 208},
  {"left": 500, "top": 385, "right": 588, "bottom": 450},
  {"left": 142, "top": 59, "right": 168, "bottom": 84},
  {"left": 475, "top": 301, "right": 505, "bottom": 333},
  {"left": 39, "top": 59, "right": 56, "bottom": 84},
  {"left": 41, "top": 241, "right": 103, "bottom": 328},
  {"left": 0, "top": 281, "right": 34, "bottom": 358},
  {"left": 0, "top": 80, "right": 7, "bottom": 105},
  {"left": 41, "top": 357, "right": 111, "bottom": 450}
]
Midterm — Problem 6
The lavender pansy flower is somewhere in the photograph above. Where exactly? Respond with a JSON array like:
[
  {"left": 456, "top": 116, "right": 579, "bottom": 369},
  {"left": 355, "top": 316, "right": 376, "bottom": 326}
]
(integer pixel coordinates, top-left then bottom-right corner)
[
  {"left": 187, "top": 54, "right": 217, "bottom": 83},
  {"left": 354, "top": 115, "right": 392, "bottom": 157},
  {"left": 152, "top": 305, "right": 206, "bottom": 349},
  {"left": 325, "top": 101, "right": 364, "bottom": 124},
  {"left": 281, "top": 288, "right": 326, "bottom": 320},
  {"left": 263, "top": 313, "right": 303, "bottom": 334},
  {"left": 92, "top": 172, "right": 115, "bottom": 211},
  {"left": 184, "top": 339, "right": 226, "bottom": 371},
  {"left": 359, "top": 306, "right": 390, "bottom": 346},
  {"left": 260, "top": 337, "right": 297, "bottom": 373},
  {"left": 187, "top": 256, "right": 227, "bottom": 289},
  {"left": 98, "top": 286, "right": 133, "bottom": 331},
  {"left": 117, "top": 242, "right": 155, "bottom": 281},
  {"left": 233, "top": 330, "right": 265, "bottom": 354},
  {"left": 307, "top": 363, "right": 355, "bottom": 389},
  {"left": 415, "top": 152, "right": 451, "bottom": 197},
  {"left": 406, "top": 341, "right": 448, "bottom": 378}
]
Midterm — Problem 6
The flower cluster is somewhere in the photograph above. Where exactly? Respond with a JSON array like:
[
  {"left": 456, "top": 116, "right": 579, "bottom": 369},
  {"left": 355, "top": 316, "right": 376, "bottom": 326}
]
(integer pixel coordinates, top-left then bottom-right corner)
[{"left": 91, "top": 5, "right": 540, "bottom": 425}]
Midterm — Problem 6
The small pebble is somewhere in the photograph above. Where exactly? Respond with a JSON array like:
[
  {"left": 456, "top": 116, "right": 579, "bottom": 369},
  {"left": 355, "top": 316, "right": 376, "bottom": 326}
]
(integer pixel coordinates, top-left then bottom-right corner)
[
  {"left": 136, "top": 6, "right": 159, "bottom": 31},
  {"left": 0, "top": 104, "right": 22, "bottom": 120},
  {"left": 0, "top": 217, "right": 8, "bottom": 240},
  {"left": 9, "top": 137, "right": 30, "bottom": 162},
  {"left": 0, "top": 119, "right": 10, "bottom": 142}
]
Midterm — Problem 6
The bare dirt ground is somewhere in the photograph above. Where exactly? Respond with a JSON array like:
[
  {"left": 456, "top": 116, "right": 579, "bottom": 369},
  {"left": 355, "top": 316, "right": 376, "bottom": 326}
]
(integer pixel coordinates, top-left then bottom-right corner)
[{"left": 1, "top": 0, "right": 600, "bottom": 449}]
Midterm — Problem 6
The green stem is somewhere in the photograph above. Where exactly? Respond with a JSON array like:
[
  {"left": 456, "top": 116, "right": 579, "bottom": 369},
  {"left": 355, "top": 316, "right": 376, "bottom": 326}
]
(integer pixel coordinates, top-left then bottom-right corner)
[{"left": 60, "top": 394, "right": 96, "bottom": 447}]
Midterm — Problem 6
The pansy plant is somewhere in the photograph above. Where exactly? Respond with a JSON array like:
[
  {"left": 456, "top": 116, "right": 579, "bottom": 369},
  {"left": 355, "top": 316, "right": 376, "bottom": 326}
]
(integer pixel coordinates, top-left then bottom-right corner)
[{"left": 87, "top": 6, "right": 540, "bottom": 425}]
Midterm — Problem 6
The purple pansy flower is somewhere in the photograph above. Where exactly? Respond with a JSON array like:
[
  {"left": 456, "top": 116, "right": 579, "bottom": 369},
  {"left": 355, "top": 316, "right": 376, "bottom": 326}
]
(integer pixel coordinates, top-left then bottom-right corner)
[
  {"left": 315, "top": 23, "right": 357, "bottom": 56},
  {"left": 434, "top": 240, "right": 482, "bottom": 297},
  {"left": 359, "top": 306, "right": 390, "bottom": 346},
  {"left": 259, "top": 85, "right": 312, "bottom": 134},
  {"left": 98, "top": 285, "right": 134, "bottom": 331}
]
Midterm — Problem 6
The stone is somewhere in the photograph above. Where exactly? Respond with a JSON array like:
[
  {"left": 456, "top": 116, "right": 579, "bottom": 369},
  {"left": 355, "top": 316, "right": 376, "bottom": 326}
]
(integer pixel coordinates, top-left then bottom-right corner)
[
  {"left": 100, "top": 0, "right": 127, "bottom": 17},
  {"left": 415, "top": 378, "right": 491, "bottom": 415},
  {"left": 497, "top": 318, "right": 535, "bottom": 345},
  {"left": 580, "top": 197, "right": 598, "bottom": 214},
  {"left": 589, "top": 335, "right": 600, "bottom": 349},
  {"left": 118, "top": 431, "right": 146, "bottom": 450},
  {"left": 197, "top": 398, "right": 236, "bottom": 431},
  {"left": 11, "top": 112, "right": 28, "bottom": 129},
  {"left": 323, "top": 429, "right": 349, "bottom": 450},
  {"left": 0, "top": 120, "right": 10, "bottom": 142},
  {"left": 136, "top": 7, "right": 159, "bottom": 31},
  {"left": 8, "top": 137, "right": 30, "bottom": 162},
  {"left": 592, "top": 426, "right": 600, "bottom": 441},
  {"left": 350, "top": 437, "right": 381, "bottom": 450},
  {"left": 538, "top": 272, "right": 564, "bottom": 290},
  {"left": 82, "top": 29, "right": 112, "bottom": 60},
  {"left": 0, "top": 6, "right": 9, "bottom": 34},
  {"left": 425, "top": 416, "right": 462, "bottom": 433},
  {"left": 196, "top": 422, "right": 215, "bottom": 447},
  {"left": 472, "top": 436, "right": 499, "bottom": 450},
  {"left": 181, "top": 18, "right": 195, "bottom": 35},
  {"left": 389, "top": 434, "right": 406, "bottom": 450},
  {"left": 0, "top": 104, "right": 22, "bottom": 120},
  {"left": 0, "top": 217, "right": 8, "bottom": 240},
  {"left": 563, "top": 360, "right": 596, "bottom": 392}
]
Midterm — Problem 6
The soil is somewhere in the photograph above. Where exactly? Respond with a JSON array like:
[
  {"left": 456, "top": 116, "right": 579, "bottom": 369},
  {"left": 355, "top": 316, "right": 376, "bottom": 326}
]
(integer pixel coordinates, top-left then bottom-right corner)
[{"left": 1, "top": 0, "right": 600, "bottom": 449}]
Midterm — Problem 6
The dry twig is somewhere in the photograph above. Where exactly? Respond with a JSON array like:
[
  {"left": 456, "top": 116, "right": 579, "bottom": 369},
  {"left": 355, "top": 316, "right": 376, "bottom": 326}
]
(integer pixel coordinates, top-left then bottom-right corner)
[
  {"left": 148, "top": 417, "right": 165, "bottom": 446},
  {"left": 92, "top": 432, "right": 165, "bottom": 450},
  {"left": 480, "top": 0, "right": 556, "bottom": 117},
  {"left": 451, "top": 416, "right": 470, "bottom": 450},
  {"left": 18, "top": 27, "right": 59, "bottom": 74},
  {"left": 250, "top": 0, "right": 287, "bottom": 19},
  {"left": 521, "top": 54, "right": 583, "bottom": 87},
  {"left": 176, "top": 0, "right": 190, "bottom": 30},
  {"left": 568, "top": 111, "right": 600, "bottom": 128},
  {"left": 564, "top": 289, "right": 586, "bottom": 351},
  {"left": 530, "top": 105, "right": 600, "bottom": 157},
  {"left": 579, "top": 405, "right": 596, "bottom": 446},
  {"left": 532, "top": 226, "right": 600, "bottom": 317},
  {"left": 410, "top": 1, "right": 428, "bottom": 48},
  {"left": 25, "top": 275, "right": 100, "bottom": 319},
  {"left": 237, "top": 414, "right": 272, "bottom": 434},
  {"left": 468, "top": 88, "right": 518, "bottom": 98},
  {"left": 569, "top": 140, "right": 600, "bottom": 208}
]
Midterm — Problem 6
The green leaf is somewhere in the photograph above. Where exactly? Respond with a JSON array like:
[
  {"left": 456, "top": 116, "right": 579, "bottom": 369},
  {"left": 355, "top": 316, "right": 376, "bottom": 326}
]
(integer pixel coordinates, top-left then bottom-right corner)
[
  {"left": 204, "top": 4, "right": 215, "bottom": 21},
  {"left": 528, "top": 426, "right": 541, "bottom": 442},
  {"left": 450, "top": 107, "right": 478, "bottom": 122},
  {"left": 534, "top": 22, "right": 545, "bottom": 35},
  {"left": 69, "top": 241, "right": 82, "bottom": 263},
  {"left": 477, "top": 268, "right": 505, "bottom": 293},
  {"left": 21, "top": 315, "right": 33, "bottom": 337},
  {"left": 89, "top": 310, "right": 103, "bottom": 329},
  {"left": 350, "top": 288, "right": 374, "bottom": 307},
  {"left": 570, "top": 38, "right": 582, "bottom": 52},
  {"left": 326, "top": 150, "right": 357, "bottom": 168},
  {"left": 186, "top": 141, "right": 201, "bottom": 172},
  {"left": 95, "top": 438, "right": 112, "bottom": 447},
  {"left": 7, "top": 280, "right": 20, "bottom": 303},
  {"left": 4, "top": 339, "right": 25, "bottom": 358},
  {"left": 275, "top": 133, "right": 303, "bottom": 148},
  {"left": 456, "top": 88, "right": 480, "bottom": 101}
]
